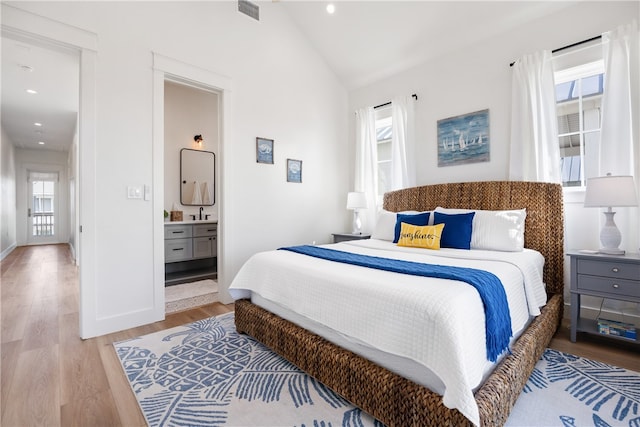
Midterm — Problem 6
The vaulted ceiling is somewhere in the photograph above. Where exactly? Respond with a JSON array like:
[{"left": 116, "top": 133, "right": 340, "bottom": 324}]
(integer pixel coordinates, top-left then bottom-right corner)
[{"left": 1, "top": 1, "right": 578, "bottom": 153}]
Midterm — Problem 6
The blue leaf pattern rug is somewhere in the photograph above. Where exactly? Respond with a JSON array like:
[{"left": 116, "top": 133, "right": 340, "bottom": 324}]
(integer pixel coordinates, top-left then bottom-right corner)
[{"left": 114, "top": 313, "right": 639, "bottom": 427}]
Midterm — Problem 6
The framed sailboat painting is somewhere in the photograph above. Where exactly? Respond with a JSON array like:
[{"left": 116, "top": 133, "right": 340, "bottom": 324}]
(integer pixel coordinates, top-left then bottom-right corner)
[{"left": 437, "top": 109, "right": 490, "bottom": 167}]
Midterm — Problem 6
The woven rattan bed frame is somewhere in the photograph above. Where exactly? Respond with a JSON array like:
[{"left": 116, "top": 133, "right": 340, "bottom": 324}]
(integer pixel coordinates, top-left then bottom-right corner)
[{"left": 235, "top": 181, "right": 564, "bottom": 426}]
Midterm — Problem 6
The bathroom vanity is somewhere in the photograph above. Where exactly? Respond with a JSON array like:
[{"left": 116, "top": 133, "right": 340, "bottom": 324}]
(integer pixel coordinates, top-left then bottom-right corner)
[{"left": 164, "top": 220, "right": 217, "bottom": 286}]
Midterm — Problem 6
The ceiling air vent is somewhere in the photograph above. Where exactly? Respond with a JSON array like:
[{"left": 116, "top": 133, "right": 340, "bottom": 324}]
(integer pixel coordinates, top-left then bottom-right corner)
[{"left": 238, "top": 0, "right": 259, "bottom": 21}]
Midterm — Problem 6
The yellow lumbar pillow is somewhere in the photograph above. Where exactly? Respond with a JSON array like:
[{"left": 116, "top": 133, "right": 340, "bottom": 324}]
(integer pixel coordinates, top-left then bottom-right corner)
[{"left": 397, "top": 222, "right": 445, "bottom": 250}]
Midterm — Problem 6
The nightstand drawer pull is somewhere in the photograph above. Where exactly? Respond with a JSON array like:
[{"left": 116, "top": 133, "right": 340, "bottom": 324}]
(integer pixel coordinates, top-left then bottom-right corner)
[
  {"left": 612, "top": 267, "right": 619, "bottom": 273},
  {"left": 612, "top": 283, "right": 619, "bottom": 289}
]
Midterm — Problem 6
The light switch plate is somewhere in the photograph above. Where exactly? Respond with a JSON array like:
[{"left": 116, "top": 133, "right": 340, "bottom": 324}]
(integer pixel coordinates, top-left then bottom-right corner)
[{"left": 127, "top": 185, "right": 143, "bottom": 199}]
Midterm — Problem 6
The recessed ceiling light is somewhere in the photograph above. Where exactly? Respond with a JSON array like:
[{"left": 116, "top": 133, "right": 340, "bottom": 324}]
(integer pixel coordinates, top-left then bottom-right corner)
[
  {"left": 34, "top": 122, "right": 42, "bottom": 127},
  {"left": 326, "top": 3, "right": 335, "bottom": 14},
  {"left": 38, "top": 141, "right": 45, "bottom": 145},
  {"left": 26, "top": 89, "right": 38, "bottom": 94}
]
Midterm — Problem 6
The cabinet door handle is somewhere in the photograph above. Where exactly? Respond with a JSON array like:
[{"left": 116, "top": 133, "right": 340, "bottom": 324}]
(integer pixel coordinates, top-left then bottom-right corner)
[
  {"left": 172, "top": 248, "right": 184, "bottom": 251},
  {"left": 172, "top": 231, "right": 184, "bottom": 234},
  {"left": 207, "top": 229, "right": 216, "bottom": 232},
  {"left": 612, "top": 283, "right": 619, "bottom": 289},
  {"left": 611, "top": 267, "right": 619, "bottom": 273}
]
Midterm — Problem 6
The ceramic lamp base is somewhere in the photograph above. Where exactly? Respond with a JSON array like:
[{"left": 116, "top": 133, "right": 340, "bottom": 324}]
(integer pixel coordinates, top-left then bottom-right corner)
[{"left": 599, "top": 210, "right": 624, "bottom": 255}]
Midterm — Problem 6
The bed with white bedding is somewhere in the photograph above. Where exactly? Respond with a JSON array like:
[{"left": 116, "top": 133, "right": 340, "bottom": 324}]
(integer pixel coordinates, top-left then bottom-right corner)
[{"left": 232, "top": 181, "right": 565, "bottom": 427}]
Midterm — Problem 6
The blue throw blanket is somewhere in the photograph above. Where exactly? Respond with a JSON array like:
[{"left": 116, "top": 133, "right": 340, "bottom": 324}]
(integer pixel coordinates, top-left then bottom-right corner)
[{"left": 279, "top": 245, "right": 512, "bottom": 362}]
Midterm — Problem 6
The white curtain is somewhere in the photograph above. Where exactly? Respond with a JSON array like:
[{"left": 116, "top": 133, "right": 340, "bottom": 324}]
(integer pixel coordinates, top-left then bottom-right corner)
[
  {"left": 509, "top": 50, "right": 561, "bottom": 183},
  {"left": 599, "top": 21, "right": 639, "bottom": 252},
  {"left": 600, "top": 21, "right": 638, "bottom": 177},
  {"left": 390, "top": 95, "right": 416, "bottom": 190},
  {"left": 354, "top": 106, "right": 378, "bottom": 233}
]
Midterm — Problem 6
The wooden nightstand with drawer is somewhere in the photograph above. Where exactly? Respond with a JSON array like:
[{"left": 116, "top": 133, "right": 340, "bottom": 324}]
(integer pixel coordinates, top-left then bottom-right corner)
[{"left": 568, "top": 251, "right": 640, "bottom": 346}]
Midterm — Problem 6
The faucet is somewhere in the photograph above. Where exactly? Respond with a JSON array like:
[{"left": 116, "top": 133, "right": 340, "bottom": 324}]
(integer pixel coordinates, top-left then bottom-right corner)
[{"left": 199, "top": 206, "right": 204, "bottom": 220}]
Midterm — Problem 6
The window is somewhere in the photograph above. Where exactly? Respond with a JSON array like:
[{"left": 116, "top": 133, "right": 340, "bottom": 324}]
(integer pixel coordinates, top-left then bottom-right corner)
[
  {"left": 375, "top": 109, "right": 392, "bottom": 199},
  {"left": 555, "top": 60, "right": 604, "bottom": 187}
]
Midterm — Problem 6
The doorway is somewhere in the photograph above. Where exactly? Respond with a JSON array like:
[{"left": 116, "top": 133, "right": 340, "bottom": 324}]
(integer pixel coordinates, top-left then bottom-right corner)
[
  {"left": 26, "top": 171, "right": 59, "bottom": 245},
  {"left": 152, "top": 53, "right": 233, "bottom": 318},
  {"left": 163, "top": 80, "right": 220, "bottom": 312},
  {"left": 2, "top": 4, "right": 98, "bottom": 338}
]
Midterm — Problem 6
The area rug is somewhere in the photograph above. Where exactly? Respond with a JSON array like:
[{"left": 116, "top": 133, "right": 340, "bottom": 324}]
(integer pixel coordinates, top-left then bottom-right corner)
[
  {"left": 165, "top": 279, "right": 218, "bottom": 314},
  {"left": 114, "top": 312, "right": 640, "bottom": 427}
]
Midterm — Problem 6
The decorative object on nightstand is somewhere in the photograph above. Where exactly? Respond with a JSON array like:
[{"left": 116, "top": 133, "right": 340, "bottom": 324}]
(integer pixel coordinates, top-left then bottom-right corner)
[
  {"left": 584, "top": 173, "right": 638, "bottom": 255},
  {"left": 332, "top": 232, "right": 371, "bottom": 243},
  {"left": 568, "top": 251, "right": 640, "bottom": 346},
  {"left": 346, "top": 191, "right": 367, "bottom": 234}
]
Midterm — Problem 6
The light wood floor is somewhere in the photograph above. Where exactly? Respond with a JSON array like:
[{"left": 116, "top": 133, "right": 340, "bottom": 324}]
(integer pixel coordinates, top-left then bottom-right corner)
[{"left": 1, "top": 244, "right": 638, "bottom": 426}]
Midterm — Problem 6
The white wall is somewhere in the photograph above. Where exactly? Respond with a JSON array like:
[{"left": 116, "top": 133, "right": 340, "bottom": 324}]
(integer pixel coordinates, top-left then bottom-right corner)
[
  {"left": 348, "top": 1, "right": 639, "bottom": 318},
  {"left": 1, "top": 127, "right": 17, "bottom": 259},
  {"left": 4, "top": 2, "right": 349, "bottom": 336},
  {"left": 164, "top": 81, "right": 219, "bottom": 220}
]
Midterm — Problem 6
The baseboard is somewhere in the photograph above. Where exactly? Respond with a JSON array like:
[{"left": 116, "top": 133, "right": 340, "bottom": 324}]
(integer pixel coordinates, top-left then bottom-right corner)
[{"left": 0, "top": 243, "right": 17, "bottom": 261}]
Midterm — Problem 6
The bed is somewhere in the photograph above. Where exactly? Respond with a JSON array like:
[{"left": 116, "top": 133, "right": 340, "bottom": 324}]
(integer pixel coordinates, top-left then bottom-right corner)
[{"left": 231, "top": 181, "right": 564, "bottom": 426}]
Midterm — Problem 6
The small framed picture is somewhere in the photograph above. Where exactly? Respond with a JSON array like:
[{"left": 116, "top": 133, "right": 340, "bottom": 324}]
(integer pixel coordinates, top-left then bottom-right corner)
[
  {"left": 287, "top": 159, "right": 302, "bottom": 183},
  {"left": 256, "top": 137, "right": 274, "bottom": 164}
]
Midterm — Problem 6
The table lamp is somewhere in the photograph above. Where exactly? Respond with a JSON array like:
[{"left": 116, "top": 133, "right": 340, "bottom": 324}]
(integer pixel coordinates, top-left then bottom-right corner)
[
  {"left": 584, "top": 173, "right": 638, "bottom": 255},
  {"left": 346, "top": 192, "right": 367, "bottom": 234}
]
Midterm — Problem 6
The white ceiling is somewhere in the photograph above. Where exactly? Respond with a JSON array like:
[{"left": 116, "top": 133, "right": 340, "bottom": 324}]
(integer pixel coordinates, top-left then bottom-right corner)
[
  {"left": 278, "top": 1, "right": 578, "bottom": 90},
  {"left": 1, "top": 1, "right": 577, "bottom": 153},
  {"left": 1, "top": 36, "right": 79, "bottom": 152}
]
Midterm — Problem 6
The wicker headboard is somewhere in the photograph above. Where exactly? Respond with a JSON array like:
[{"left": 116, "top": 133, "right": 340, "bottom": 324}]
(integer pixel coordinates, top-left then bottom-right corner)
[{"left": 383, "top": 181, "right": 564, "bottom": 295}]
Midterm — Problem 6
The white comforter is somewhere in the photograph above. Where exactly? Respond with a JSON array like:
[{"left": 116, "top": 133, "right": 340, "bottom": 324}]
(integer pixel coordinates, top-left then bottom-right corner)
[{"left": 229, "top": 239, "right": 547, "bottom": 426}]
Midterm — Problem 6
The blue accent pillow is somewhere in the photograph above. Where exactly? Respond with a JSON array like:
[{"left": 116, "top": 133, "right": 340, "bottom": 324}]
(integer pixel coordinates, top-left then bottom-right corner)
[
  {"left": 433, "top": 211, "right": 475, "bottom": 249},
  {"left": 393, "top": 212, "right": 430, "bottom": 243}
]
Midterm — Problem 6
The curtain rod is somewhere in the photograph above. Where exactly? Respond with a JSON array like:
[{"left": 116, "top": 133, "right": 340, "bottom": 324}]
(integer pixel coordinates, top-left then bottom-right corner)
[
  {"left": 374, "top": 93, "right": 418, "bottom": 109},
  {"left": 509, "top": 35, "right": 602, "bottom": 67}
]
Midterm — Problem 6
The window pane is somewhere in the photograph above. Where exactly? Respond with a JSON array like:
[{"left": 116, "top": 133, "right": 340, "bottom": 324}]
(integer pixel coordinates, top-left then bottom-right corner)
[
  {"left": 376, "top": 125, "right": 392, "bottom": 141},
  {"left": 560, "top": 156, "right": 581, "bottom": 187},
  {"left": 559, "top": 135, "right": 580, "bottom": 149},
  {"left": 581, "top": 74, "right": 603, "bottom": 97},
  {"left": 377, "top": 140, "right": 391, "bottom": 161},
  {"left": 555, "top": 81, "right": 574, "bottom": 102},
  {"left": 582, "top": 104, "right": 601, "bottom": 132},
  {"left": 557, "top": 113, "right": 580, "bottom": 134}
]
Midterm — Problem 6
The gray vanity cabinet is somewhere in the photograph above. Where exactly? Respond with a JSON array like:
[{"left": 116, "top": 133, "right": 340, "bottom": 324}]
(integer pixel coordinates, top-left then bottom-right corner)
[{"left": 165, "top": 222, "right": 217, "bottom": 286}]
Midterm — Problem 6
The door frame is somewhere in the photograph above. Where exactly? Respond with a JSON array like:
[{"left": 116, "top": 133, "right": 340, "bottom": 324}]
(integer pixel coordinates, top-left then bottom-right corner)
[
  {"left": 152, "top": 53, "right": 233, "bottom": 320},
  {"left": 1, "top": 4, "right": 98, "bottom": 338}
]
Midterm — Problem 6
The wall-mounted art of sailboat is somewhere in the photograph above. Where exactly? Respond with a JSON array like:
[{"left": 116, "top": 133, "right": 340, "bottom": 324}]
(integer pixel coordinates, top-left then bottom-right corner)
[{"left": 437, "top": 109, "right": 490, "bottom": 167}]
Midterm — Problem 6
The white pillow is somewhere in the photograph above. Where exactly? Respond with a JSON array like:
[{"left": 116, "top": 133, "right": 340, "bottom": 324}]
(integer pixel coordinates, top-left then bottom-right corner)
[
  {"left": 435, "top": 207, "right": 527, "bottom": 252},
  {"left": 371, "top": 210, "right": 431, "bottom": 241},
  {"left": 371, "top": 210, "right": 398, "bottom": 241}
]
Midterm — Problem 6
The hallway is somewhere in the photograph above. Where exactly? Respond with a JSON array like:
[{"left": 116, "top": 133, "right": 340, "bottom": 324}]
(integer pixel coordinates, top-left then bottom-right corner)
[{"left": 1, "top": 244, "right": 233, "bottom": 426}]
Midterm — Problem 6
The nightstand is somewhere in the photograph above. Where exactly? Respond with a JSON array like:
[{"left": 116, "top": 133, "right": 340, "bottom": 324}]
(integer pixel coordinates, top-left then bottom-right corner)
[
  {"left": 568, "top": 251, "right": 640, "bottom": 346},
  {"left": 332, "top": 233, "right": 371, "bottom": 243}
]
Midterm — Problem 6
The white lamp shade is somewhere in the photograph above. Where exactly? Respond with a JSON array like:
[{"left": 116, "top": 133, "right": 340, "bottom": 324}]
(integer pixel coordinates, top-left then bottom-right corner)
[
  {"left": 584, "top": 175, "right": 638, "bottom": 208},
  {"left": 346, "top": 192, "right": 367, "bottom": 210}
]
